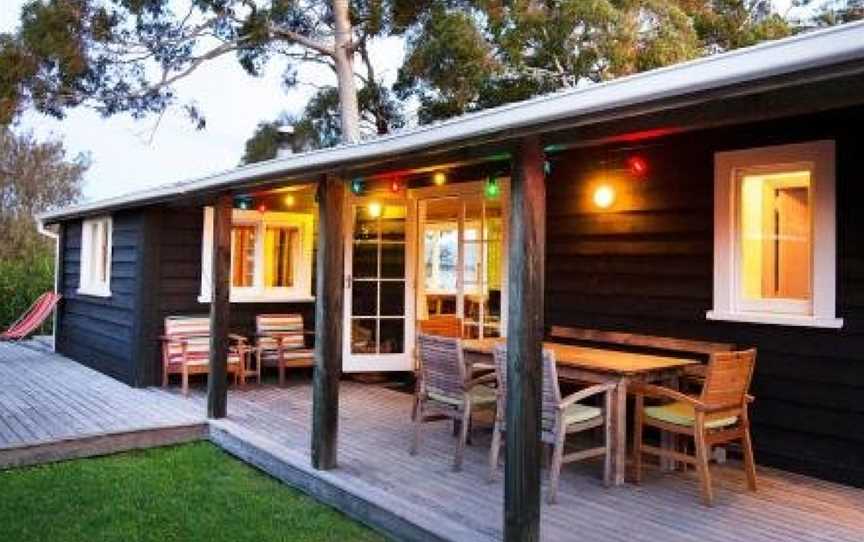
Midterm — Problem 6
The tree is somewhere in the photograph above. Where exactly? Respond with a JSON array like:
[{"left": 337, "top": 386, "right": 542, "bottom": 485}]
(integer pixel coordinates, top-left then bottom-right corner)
[
  {"left": 0, "top": 129, "right": 87, "bottom": 259},
  {"left": 0, "top": 0, "right": 405, "bottom": 144},
  {"left": 394, "top": 0, "right": 794, "bottom": 123},
  {"left": 791, "top": 0, "right": 864, "bottom": 28},
  {"left": 241, "top": 81, "right": 403, "bottom": 162}
]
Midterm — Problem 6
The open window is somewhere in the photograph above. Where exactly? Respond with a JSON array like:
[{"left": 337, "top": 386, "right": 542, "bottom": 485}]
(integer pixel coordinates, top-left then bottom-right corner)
[
  {"left": 709, "top": 140, "right": 842, "bottom": 328},
  {"left": 200, "top": 208, "right": 314, "bottom": 302},
  {"left": 78, "top": 216, "right": 112, "bottom": 297}
]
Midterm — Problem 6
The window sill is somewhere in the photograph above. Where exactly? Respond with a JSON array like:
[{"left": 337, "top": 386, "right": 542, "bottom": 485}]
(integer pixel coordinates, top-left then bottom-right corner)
[
  {"left": 706, "top": 310, "right": 843, "bottom": 329},
  {"left": 198, "top": 294, "right": 315, "bottom": 304},
  {"left": 76, "top": 287, "right": 112, "bottom": 298}
]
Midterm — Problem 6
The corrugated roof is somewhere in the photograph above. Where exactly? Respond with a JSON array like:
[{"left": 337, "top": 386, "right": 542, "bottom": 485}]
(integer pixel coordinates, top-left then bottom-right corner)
[{"left": 40, "top": 20, "right": 864, "bottom": 223}]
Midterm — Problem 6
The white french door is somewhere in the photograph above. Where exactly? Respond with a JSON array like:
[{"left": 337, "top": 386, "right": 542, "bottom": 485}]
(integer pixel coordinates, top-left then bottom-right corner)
[
  {"left": 414, "top": 182, "right": 508, "bottom": 339},
  {"left": 342, "top": 197, "right": 415, "bottom": 372}
]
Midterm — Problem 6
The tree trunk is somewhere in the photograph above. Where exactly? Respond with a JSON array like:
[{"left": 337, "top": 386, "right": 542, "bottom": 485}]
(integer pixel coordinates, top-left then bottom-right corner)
[{"left": 332, "top": 0, "right": 361, "bottom": 144}]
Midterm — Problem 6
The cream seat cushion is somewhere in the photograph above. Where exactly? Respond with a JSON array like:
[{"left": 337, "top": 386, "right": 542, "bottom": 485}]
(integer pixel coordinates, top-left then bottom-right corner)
[{"left": 645, "top": 401, "right": 737, "bottom": 429}]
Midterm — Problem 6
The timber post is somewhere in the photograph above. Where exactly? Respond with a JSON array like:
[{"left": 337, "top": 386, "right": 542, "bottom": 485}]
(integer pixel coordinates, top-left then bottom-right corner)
[
  {"left": 311, "top": 175, "right": 346, "bottom": 470},
  {"left": 207, "top": 193, "right": 231, "bottom": 419},
  {"left": 505, "top": 136, "right": 546, "bottom": 541}
]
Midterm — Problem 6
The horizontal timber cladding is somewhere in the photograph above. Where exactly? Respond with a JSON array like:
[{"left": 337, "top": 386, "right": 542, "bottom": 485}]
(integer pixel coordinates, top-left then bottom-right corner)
[
  {"left": 56, "top": 211, "right": 144, "bottom": 384},
  {"left": 544, "top": 105, "right": 864, "bottom": 487},
  {"left": 144, "top": 206, "right": 315, "bottom": 387}
]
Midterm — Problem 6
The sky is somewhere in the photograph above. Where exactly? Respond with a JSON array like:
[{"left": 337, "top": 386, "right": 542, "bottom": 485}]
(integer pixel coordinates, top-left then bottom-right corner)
[{"left": 0, "top": 1, "right": 406, "bottom": 202}]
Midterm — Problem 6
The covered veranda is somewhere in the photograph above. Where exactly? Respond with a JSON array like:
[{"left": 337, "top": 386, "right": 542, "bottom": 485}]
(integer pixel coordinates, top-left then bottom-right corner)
[
  {"left": 35, "top": 23, "right": 864, "bottom": 542},
  {"left": 2, "top": 341, "right": 862, "bottom": 542}
]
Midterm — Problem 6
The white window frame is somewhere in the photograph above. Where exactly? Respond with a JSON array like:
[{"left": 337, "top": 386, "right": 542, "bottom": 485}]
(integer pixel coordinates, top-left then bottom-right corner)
[
  {"left": 708, "top": 140, "right": 843, "bottom": 328},
  {"left": 199, "top": 208, "right": 314, "bottom": 303},
  {"left": 78, "top": 216, "right": 113, "bottom": 297}
]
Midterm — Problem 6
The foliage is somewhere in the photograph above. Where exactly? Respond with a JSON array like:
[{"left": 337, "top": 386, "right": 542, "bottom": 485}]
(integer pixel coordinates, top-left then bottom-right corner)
[
  {"left": 0, "top": 0, "right": 404, "bottom": 142},
  {"left": 0, "top": 129, "right": 86, "bottom": 259},
  {"left": 0, "top": 250, "right": 55, "bottom": 329},
  {"left": 241, "top": 81, "right": 404, "bottom": 161},
  {"left": 0, "top": 129, "right": 85, "bottom": 328},
  {"left": 792, "top": 0, "right": 864, "bottom": 28},
  {"left": 0, "top": 442, "right": 383, "bottom": 542}
]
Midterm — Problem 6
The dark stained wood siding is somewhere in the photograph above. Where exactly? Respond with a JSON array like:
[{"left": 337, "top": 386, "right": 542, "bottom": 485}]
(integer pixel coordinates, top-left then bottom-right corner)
[
  {"left": 144, "top": 206, "right": 315, "bottom": 386},
  {"left": 545, "top": 106, "right": 864, "bottom": 487},
  {"left": 56, "top": 211, "right": 144, "bottom": 384}
]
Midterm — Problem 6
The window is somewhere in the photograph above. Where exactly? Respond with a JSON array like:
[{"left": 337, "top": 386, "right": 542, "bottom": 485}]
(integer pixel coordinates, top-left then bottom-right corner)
[
  {"left": 200, "top": 209, "right": 313, "bottom": 302},
  {"left": 78, "top": 216, "right": 112, "bottom": 297},
  {"left": 709, "top": 140, "right": 842, "bottom": 328}
]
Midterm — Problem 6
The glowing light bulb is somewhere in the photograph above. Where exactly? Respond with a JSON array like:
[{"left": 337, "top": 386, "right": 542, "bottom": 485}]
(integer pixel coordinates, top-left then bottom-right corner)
[
  {"left": 368, "top": 202, "right": 383, "bottom": 218},
  {"left": 433, "top": 172, "right": 447, "bottom": 186},
  {"left": 485, "top": 176, "right": 500, "bottom": 198},
  {"left": 390, "top": 179, "right": 401, "bottom": 193},
  {"left": 351, "top": 178, "right": 364, "bottom": 194},
  {"left": 593, "top": 185, "right": 615, "bottom": 209},
  {"left": 627, "top": 156, "right": 648, "bottom": 177},
  {"left": 284, "top": 194, "right": 296, "bottom": 207},
  {"left": 257, "top": 203, "right": 268, "bottom": 213}
]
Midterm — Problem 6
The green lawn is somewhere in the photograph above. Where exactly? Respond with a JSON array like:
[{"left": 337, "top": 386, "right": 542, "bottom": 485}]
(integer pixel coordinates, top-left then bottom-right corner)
[{"left": 0, "top": 442, "right": 383, "bottom": 542}]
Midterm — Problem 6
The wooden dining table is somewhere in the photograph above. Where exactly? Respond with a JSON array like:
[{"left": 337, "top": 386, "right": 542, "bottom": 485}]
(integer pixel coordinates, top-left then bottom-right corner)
[{"left": 461, "top": 337, "right": 699, "bottom": 486}]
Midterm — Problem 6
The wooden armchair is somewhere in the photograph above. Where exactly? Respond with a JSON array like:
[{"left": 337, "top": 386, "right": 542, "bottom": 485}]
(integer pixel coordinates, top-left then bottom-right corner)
[
  {"left": 410, "top": 333, "right": 497, "bottom": 471},
  {"left": 160, "top": 315, "right": 244, "bottom": 396},
  {"left": 255, "top": 314, "right": 314, "bottom": 387},
  {"left": 488, "top": 345, "right": 613, "bottom": 502},
  {"left": 632, "top": 349, "right": 758, "bottom": 506}
]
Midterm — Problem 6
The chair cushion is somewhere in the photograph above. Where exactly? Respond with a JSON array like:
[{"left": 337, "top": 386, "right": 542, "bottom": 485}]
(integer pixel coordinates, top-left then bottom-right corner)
[
  {"left": 644, "top": 401, "right": 738, "bottom": 429},
  {"left": 562, "top": 403, "right": 603, "bottom": 425},
  {"left": 428, "top": 385, "right": 497, "bottom": 407}
]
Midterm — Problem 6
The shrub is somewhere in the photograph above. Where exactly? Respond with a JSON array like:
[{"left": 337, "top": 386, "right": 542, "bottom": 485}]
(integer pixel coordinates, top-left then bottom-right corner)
[{"left": 0, "top": 247, "right": 54, "bottom": 330}]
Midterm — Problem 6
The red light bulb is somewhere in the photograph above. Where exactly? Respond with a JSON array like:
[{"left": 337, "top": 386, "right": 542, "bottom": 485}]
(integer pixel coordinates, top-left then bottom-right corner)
[
  {"left": 390, "top": 179, "right": 401, "bottom": 193},
  {"left": 257, "top": 203, "right": 268, "bottom": 213},
  {"left": 627, "top": 155, "right": 648, "bottom": 177}
]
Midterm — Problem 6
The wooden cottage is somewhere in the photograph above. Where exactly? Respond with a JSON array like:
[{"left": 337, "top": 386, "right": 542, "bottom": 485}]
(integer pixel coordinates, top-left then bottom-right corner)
[{"left": 39, "top": 21, "right": 864, "bottom": 538}]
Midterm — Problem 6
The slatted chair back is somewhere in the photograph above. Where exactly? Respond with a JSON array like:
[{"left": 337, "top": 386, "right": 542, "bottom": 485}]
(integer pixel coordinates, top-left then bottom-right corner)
[
  {"left": 492, "top": 344, "right": 508, "bottom": 393},
  {"left": 700, "top": 349, "right": 757, "bottom": 410},
  {"left": 541, "top": 350, "right": 563, "bottom": 438},
  {"left": 164, "top": 315, "right": 211, "bottom": 361},
  {"left": 417, "top": 333, "right": 467, "bottom": 403},
  {"left": 417, "top": 316, "right": 463, "bottom": 338},
  {"left": 256, "top": 314, "right": 306, "bottom": 351}
]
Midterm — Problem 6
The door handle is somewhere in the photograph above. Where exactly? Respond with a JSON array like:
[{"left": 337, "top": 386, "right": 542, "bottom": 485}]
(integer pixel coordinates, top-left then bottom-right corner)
[{"left": 345, "top": 274, "right": 352, "bottom": 289}]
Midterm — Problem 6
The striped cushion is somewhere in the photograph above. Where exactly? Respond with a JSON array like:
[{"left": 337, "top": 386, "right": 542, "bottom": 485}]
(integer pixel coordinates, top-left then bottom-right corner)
[{"left": 166, "top": 351, "right": 242, "bottom": 367}]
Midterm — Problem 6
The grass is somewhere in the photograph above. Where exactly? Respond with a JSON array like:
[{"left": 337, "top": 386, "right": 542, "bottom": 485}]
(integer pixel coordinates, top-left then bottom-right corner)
[{"left": 0, "top": 442, "right": 384, "bottom": 542}]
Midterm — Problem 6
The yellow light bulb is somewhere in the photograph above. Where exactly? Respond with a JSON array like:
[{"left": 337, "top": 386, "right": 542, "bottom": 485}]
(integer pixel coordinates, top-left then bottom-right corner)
[
  {"left": 284, "top": 194, "right": 296, "bottom": 207},
  {"left": 433, "top": 172, "right": 447, "bottom": 186},
  {"left": 368, "top": 202, "right": 383, "bottom": 218},
  {"left": 593, "top": 185, "right": 615, "bottom": 209}
]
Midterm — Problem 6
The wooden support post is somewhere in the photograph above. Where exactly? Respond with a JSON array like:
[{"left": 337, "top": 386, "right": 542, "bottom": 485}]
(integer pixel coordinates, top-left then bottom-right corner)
[
  {"left": 207, "top": 194, "right": 232, "bottom": 419},
  {"left": 311, "top": 175, "right": 345, "bottom": 470},
  {"left": 505, "top": 136, "right": 546, "bottom": 542}
]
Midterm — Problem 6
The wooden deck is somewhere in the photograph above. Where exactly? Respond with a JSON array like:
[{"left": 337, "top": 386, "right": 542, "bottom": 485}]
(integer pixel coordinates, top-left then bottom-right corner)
[
  {"left": 2, "top": 342, "right": 862, "bottom": 541},
  {"left": 163, "top": 378, "right": 864, "bottom": 542},
  {"left": 0, "top": 342, "right": 206, "bottom": 468}
]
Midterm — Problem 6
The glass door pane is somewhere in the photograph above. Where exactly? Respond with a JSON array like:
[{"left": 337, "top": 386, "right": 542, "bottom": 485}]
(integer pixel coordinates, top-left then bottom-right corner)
[
  {"left": 418, "top": 192, "right": 505, "bottom": 339},
  {"left": 350, "top": 203, "right": 407, "bottom": 355}
]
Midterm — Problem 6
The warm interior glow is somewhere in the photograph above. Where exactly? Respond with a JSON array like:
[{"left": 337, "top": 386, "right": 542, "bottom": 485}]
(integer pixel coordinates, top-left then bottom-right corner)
[
  {"left": 264, "top": 226, "right": 296, "bottom": 288},
  {"left": 740, "top": 170, "right": 811, "bottom": 301},
  {"left": 593, "top": 185, "right": 615, "bottom": 208},
  {"left": 367, "top": 202, "right": 383, "bottom": 218}
]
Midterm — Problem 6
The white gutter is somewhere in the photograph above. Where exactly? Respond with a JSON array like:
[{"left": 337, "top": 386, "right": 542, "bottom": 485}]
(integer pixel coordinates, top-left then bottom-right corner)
[
  {"left": 39, "top": 20, "right": 864, "bottom": 223},
  {"left": 36, "top": 219, "right": 60, "bottom": 352}
]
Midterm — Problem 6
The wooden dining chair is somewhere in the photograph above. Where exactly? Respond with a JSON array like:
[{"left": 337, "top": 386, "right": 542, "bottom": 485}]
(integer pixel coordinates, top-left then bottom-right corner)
[
  {"left": 410, "top": 333, "right": 497, "bottom": 471},
  {"left": 488, "top": 345, "right": 614, "bottom": 503},
  {"left": 632, "top": 349, "right": 758, "bottom": 506}
]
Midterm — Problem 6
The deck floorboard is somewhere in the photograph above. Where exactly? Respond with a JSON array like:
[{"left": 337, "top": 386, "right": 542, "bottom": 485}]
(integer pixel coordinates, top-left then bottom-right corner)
[
  {"left": 172, "top": 378, "right": 864, "bottom": 542},
  {"left": 2, "top": 343, "right": 862, "bottom": 542}
]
